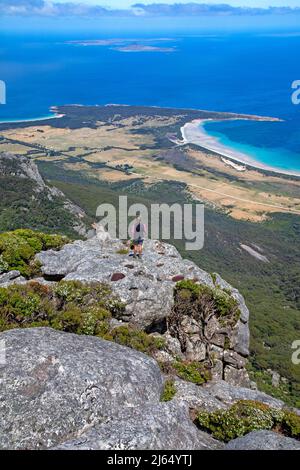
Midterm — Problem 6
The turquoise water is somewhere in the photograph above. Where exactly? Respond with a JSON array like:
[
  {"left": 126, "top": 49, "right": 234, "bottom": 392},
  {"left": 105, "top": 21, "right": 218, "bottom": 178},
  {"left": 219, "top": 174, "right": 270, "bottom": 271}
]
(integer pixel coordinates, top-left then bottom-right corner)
[
  {"left": 0, "top": 114, "right": 56, "bottom": 124},
  {"left": 203, "top": 120, "right": 300, "bottom": 173},
  {"left": 1, "top": 20, "right": 300, "bottom": 173}
]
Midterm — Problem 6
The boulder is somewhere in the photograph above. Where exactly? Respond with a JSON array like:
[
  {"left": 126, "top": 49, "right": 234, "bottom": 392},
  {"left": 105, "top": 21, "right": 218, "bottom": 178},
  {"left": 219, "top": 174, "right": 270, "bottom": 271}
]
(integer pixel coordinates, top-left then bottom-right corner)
[
  {"left": 171, "top": 378, "right": 285, "bottom": 414},
  {"left": 203, "top": 380, "right": 285, "bottom": 409},
  {"left": 223, "top": 365, "right": 251, "bottom": 388},
  {"left": 0, "top": 270, "right": 26, "bottom": 286},
  {"left": 0, "top": 327, "right": 163, "bottom": 449},
  {"left": 226, "top": 430, "right": 300, "bottom": 450},
  {"left": 55, "top": 401, "right": 223, "bottom": 450},
  {"left": 223, "top": 351, "right": 246, "bottom": 369},
  {"left": 172, "top": 378, "right": 227, "bottom": 412},
  {"left": 232, "top": 320, "right": 250, "bottom": 358}
]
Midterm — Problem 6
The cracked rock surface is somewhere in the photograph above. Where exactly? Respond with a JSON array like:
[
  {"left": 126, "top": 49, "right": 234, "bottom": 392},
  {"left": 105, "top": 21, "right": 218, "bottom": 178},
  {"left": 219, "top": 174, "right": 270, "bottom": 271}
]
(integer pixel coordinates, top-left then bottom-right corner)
[{"left": 0, "top": 327, "right": 163, "bottom": 449}]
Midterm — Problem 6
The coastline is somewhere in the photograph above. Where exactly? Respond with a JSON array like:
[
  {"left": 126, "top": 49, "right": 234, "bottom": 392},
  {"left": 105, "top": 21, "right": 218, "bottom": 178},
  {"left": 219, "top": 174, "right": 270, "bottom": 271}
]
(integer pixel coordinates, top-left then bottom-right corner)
[
  {"left": 0, "top": 109, "right": 65, "bottom": 124},
  {"left": 1, "top": 102, "right": 299, "bottom": 178},
  {"left": 181, "top": 118, "right": 300, "bottom": 178}
]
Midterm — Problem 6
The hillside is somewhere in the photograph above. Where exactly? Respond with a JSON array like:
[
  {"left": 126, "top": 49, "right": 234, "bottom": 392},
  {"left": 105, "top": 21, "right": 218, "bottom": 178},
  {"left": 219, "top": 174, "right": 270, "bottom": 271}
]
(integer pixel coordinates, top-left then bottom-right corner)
[{"left": 0, "top": 152, "right": 89, "bottom": 237}]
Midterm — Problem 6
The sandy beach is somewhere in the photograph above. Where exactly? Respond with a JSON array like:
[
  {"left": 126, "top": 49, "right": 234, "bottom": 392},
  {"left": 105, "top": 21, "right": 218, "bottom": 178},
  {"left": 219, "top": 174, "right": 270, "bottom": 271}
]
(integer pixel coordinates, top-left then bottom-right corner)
[
  {"left": 181, "top": 118, "right": 300, "bottom": 177},
  {"left": 0, "top": 111, "right": 65, "bottom": 125}
]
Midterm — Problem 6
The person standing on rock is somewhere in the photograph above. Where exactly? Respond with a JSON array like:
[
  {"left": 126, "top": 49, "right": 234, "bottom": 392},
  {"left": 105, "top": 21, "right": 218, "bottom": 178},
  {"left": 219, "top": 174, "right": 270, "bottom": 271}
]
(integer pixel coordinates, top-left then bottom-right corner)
[{"left": 131, "top": 215, "right": 146, "bottom": 258}]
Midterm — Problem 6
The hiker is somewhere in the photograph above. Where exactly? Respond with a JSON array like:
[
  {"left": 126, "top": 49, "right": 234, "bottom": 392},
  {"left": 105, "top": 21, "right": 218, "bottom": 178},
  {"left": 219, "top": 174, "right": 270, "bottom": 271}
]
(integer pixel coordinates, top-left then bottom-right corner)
[{"left": 131, "top": 215, "right": 146, "bottom": 258}]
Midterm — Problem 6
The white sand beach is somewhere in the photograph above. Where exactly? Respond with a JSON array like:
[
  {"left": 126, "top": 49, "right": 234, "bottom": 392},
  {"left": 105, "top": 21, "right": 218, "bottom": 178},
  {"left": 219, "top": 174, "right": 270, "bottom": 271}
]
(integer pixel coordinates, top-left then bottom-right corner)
[
  {"left": 0, "top": 110, "right": 65, "bottom": 125},
  {"left": 181, "top": 118, "right": 300, "bottom": 177}
]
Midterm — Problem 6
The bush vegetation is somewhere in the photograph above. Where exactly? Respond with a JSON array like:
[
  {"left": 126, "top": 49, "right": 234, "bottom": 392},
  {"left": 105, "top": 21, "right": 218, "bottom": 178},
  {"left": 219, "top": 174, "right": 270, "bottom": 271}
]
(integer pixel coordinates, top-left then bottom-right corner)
[
  {"left": 174, "top": 360, "right": 211, "bottom": 385},
  {"left": 161, "top": 379, "right": 176, "bottom": 402},
  {"left": 0, "top": 229, "right": 69, "bottom": 277},
  {"left": 0, "top": 280, "right": 167, "bottom": 357},
  {"left": 174, "top": 280, "right": 240, "bottom": 326},
  {"left": 0, "top": 280, "right": 120, "bottom": 334},
  {"left": 116, "top": 248, "right": 129, "bottom": 255},
  {"left": 0, "top": 173, "right": 84, "bottom": 237},
  {"left": 104, "top": 324, "right": 165, "bottom": 354},
  {"left": 197, "top": 400, "right": 300, "bottom": 442},
  {"left": 159, "top": 359, "right": 211, "bottom": 386},
  {"left": 247, "top": 366, "right": 299, "bottom": 409}
]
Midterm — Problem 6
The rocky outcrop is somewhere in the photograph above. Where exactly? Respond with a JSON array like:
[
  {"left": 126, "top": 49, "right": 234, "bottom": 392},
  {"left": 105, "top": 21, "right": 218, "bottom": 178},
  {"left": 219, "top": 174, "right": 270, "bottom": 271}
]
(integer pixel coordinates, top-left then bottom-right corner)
[
  {"left": 0, "top": 327, "right": 225, "bottom": 451},
  {"left": 0, "top": 152, "right": 88, "bottom": 236},
  {"left": 0, "top": 327, "right": 163, "bottom": 450},
  {"left": 35, "top": 234, "right": 251, "bottom": 387},
  {"left": 0, "top": 151, "right": 45, "bottom": 188},
  {"left": 226, "top": 431, "right": 300, "bottom": 450},
  {"left": 56, "top": 401, "right": 223, "bottom": 450},
  {"left": 0, "top": 270, "right": 26, "bottom": 286},
  {"left": 1, "top": 327, "right": 299, "bottom": 451},
  {"left": 173, "top": 379, "right": 285, "bottom": 412}
]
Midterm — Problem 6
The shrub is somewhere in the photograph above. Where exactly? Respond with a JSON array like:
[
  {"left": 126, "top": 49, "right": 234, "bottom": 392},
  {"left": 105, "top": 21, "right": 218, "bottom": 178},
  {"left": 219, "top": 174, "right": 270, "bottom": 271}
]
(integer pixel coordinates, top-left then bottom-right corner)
[
  {"left": 281, "top": 411, "right": 300, "bottom": 439},
  {"left": 9, "top": 291, "right": 41, "bottom": 318},
  {"left": 105, "top": 298, "right": 126, "bottom": 317},
  {"left": 161, "top": 379, "right": 176, "bottom": 402},
  {"left": 174, "top": 279, "right": 201, "bottom": 299},
  {"left": 54, "top": 280, "right": 119, "bottom": 311},
  {"left": 104, "top": 325, "right": 165, "bottom": 354},
  {"left": 52, "top": 305, "right": 83, "bottom": 333},
  {"left": 0, "top": 229, "right": 69, "bottom": 277},
  {"left": 54, "top": 280, "right": 90, "bottom": 304},
  {"left": 173, "top": 360, "right": 211, "bottom": 385},
  {"left": 116, "top": 248, "right": 129, "bottom": 255},
  {"left": 0, "top": 281, "right": 113, "bottom": 333},
  {"left": 174, "top": 279, "right": 240, "bottom": 324},
  {"left": 0, "top": 255, "right": 9, "bottom": 274},
  {"left": 196, "top": 400, "right": 300, "bottom": 443},
  {"left": 247, "top": 367, "right": 297, "bottom": 409},
  {"left": 0, "top": 280, "right": 164, "bottom": 359}
]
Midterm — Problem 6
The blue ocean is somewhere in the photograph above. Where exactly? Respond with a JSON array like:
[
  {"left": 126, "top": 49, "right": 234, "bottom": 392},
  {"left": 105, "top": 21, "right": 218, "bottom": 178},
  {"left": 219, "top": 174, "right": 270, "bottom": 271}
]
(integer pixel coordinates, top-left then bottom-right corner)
[{"left": 1, "top": 17, "right": 300, "bottom": 173}]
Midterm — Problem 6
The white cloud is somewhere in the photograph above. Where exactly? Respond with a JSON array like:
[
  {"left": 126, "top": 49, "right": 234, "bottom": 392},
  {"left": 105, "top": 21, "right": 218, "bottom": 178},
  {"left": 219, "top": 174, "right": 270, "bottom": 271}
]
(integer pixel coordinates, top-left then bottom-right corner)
[{"left": 1, "top": 1, "right": 300, "bottom": 17}]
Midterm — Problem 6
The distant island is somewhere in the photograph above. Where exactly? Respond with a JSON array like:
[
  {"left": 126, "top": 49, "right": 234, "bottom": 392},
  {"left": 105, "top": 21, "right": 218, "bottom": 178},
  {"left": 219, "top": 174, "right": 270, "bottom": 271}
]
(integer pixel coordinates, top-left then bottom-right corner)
[
  {"left": 113, "top": 45, "right": 175, "bottom": 53},
  {"left": 67, "top": 38, "right": 176, "bottom": 53}
]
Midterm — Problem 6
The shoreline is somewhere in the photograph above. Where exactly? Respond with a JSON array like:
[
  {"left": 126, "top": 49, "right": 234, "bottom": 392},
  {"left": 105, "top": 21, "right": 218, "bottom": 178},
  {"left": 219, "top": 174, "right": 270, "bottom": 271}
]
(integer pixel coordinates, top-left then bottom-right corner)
[
  {"left": 1, "top": 102, "right": 299, "bottom": 177},
  {"left": 181, "top": 118, "right": 300, "bottom": 178},
  {"left": 0, "top": 110, "right": 65, "bottom": 124}
]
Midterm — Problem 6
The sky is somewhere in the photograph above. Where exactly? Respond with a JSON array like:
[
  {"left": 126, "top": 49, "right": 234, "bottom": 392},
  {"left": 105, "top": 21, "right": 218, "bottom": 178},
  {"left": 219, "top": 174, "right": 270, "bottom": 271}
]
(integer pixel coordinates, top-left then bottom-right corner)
[
  {"left": 50, "top": 0, "right": 299, "bottom": 4},
  {"left": 18, "top": 0, "right": 300, "bottom": 7},
  {"left": 2, "top": 0, "right": 300, "bottom": 21}
]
